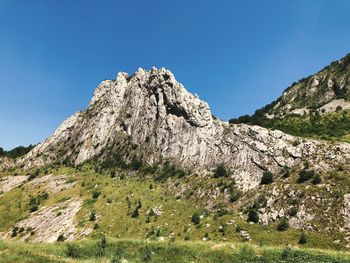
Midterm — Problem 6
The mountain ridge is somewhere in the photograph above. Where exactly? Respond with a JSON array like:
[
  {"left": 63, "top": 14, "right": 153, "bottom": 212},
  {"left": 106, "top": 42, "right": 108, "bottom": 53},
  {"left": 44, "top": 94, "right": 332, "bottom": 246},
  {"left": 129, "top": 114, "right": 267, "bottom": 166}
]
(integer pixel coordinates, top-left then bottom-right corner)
[{"left": 2, "top": 66, "right": 349, "bottom": 191}]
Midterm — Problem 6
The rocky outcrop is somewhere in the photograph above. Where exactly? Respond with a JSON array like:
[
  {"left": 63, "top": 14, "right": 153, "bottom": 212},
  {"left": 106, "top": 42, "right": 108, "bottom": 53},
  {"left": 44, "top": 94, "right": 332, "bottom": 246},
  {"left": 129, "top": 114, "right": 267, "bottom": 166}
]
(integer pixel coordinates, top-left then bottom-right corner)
[
  {"left": 12, "top": 67, "right": 350, "bottom": 190},
  {"left": 265, "top": 53, "right": 350, "bottom": 118},
  {"left": 1, "top": 175, "right": 28, "bottom": 193},
  {"left": 2, "top": 199, "right": 83, "bottom": 243}
]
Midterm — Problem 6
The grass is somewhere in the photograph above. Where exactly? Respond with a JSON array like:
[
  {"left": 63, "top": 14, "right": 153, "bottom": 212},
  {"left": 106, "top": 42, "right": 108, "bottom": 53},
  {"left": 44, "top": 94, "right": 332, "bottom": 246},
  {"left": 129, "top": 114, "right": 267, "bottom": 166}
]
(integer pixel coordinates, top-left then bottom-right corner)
[
  {"left": 1, "top": 165, "right": 350, "bottom": 261},
  {"left": 0, "top": 238, "right": 349, "bottom": 263},
  {"left": 1, "top": 166, "right": 350, "bottom": 248}
]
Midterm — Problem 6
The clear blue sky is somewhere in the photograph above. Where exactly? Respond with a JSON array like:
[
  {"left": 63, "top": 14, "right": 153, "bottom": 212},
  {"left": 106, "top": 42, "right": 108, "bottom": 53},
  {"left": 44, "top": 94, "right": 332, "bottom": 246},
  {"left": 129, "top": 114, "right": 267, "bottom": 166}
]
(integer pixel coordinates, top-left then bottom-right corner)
[{"left": 1, "top": 0, "right": 350, "bottom": 150}]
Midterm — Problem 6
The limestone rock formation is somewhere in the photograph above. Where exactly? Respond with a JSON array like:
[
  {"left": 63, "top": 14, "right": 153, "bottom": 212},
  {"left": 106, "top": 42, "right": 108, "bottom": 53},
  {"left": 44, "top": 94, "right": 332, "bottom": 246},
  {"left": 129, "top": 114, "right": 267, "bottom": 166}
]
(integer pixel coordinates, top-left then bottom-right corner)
[{"left": 14, "top": 67, "right": 350, "bottom": 190}]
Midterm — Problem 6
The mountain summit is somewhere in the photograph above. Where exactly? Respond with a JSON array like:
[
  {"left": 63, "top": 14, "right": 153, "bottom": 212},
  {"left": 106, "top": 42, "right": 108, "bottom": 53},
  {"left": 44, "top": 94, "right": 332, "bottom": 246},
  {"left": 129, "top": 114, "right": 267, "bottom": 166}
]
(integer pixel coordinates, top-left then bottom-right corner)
[{"left": 14, "top": 67, "right": 350, "bottom": 190}]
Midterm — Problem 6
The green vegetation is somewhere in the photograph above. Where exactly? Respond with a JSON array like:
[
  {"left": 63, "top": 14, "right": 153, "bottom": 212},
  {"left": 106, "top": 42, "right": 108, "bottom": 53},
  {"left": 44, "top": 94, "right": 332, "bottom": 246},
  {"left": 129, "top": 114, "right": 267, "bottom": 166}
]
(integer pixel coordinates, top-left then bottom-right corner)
[
  {"left": 260, "top": 171, "right": 274, "bottom": 185},
  {"left": 213, "top": 163, "right": 230, "bottom": 178},
  {"left": 299, "top": 231, "right": 308, "bottom": 245},
  {"left": 1, "top": 164, "right": 350, "bottom": 261},
  {"left": 0, "top": 238, "right": 349, "bottom": 263},
  {"left": 277, "top": 218, "right": 289, "bottom": 232},
  {"left": 230, "top": 110, "right": 350, "bottom": 144},
  {"left": 298, "top": 169, "right": 315, "bottom": 183},
  {"left": 247, "top": 208, "right": 259, "bottom": 223},
  {"left": 191, "top": 211, "right": 201, "bottom": 225},
  {"left": 0, "top": 145, "right": 35, "bottom": 159}
]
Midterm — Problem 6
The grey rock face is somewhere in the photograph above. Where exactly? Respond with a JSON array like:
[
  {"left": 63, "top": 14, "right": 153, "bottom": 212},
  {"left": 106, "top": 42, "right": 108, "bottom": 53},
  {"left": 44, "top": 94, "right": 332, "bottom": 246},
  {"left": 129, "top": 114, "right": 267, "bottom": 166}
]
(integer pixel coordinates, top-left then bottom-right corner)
[{"left": 16, "top": 67, "right": 350, "bottom": 190}]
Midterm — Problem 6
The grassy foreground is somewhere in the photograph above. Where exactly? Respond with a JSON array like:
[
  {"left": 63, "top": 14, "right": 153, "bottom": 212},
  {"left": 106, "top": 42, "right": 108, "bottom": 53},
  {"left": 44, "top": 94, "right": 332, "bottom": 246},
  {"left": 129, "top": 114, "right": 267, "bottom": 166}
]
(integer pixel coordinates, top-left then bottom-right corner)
[{"left": 0, "top": 238, "right": 349, "bottom": 263}]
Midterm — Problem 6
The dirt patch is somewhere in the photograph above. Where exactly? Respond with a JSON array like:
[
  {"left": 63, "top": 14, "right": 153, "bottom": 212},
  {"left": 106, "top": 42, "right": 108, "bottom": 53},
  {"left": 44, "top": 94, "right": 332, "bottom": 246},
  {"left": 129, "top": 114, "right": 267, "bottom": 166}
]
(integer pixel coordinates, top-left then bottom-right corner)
[{"left": 1, "top": 176, "right": 28, "bottom": 193}]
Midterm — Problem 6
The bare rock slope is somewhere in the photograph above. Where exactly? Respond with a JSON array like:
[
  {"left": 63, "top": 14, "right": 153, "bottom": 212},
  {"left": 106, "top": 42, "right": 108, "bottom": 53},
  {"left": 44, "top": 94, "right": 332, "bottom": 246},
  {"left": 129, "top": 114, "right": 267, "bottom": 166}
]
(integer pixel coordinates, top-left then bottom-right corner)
[{"left": 17, "top": 67, "right": 350, "bottom": 190}]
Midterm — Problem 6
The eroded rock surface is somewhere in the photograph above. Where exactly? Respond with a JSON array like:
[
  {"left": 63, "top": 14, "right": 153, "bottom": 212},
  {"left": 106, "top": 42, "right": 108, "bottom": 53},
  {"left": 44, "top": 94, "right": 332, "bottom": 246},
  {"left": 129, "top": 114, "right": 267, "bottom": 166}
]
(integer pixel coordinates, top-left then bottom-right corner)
[
  {"left": 29, "top": 174, "right": 77, "bottom": 193},
  {"left": 11, "top": 67, "right": 350, "bottom": 190},
  {"left": 1, "top": 176, "right": 28, "bottom": 193},
  {"left": 4, "top": 199, "right": 83, "bottom": 243}
]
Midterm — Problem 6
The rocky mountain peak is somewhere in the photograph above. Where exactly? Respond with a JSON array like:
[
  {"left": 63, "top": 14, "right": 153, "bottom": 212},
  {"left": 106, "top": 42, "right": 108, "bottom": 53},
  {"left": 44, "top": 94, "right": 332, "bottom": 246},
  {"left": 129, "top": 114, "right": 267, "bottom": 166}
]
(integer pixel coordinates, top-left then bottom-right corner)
[
  {"left": 10, "top": 67, "right": 350, "bottom": 191},
  {"left": 89, "top": 67, "right": 213, "bottom": 128}
]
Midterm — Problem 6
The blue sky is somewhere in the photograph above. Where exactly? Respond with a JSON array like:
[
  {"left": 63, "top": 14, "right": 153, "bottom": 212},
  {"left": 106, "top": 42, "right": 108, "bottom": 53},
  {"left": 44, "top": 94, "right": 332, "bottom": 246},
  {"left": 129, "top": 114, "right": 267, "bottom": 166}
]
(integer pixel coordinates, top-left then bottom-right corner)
[{"left": 1, "top": 0, "right": 350, "bottom": 150}]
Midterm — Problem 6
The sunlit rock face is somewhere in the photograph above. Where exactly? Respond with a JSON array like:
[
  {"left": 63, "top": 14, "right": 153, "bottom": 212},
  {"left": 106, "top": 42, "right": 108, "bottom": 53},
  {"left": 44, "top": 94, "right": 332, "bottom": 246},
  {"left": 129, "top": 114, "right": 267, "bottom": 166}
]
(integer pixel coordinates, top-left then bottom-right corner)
[{"left": 16, "top": 67, "right": 350, "bottom": 190}]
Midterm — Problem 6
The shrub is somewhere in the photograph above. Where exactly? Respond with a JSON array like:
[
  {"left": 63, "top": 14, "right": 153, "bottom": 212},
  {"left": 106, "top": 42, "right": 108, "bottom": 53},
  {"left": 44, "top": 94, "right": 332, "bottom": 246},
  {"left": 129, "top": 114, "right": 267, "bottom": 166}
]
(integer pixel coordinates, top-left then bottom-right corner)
[
  {"left": 261, "top": 171, "right": 274, "bottom": 185},
  {"left": 288, "top": 207, "right": 298, "bottom": 217},
  {"left": 89, "top": 211, "right": 96, "bottom": 221},
  {"left": 312, "top": 174, "right": 321, "bottom": 184},
  {"left": 28, "top": 197, "right": 39, "bottom": 212},
  {"left": 277, "top": 218, "right": 289, "bottom": 231},
  {"left": 156, "top": 163, "right": 186, "bottom": 181},
  {"left": 10, "top": 227, "right": 19, "bottom": 237},
  {"left": 213, "top": 164, "right": 230, "bottom": 178},
  {"left": 247, "top": 208, "right": 259, "bottom": 223},
  {"left": 66, "top": 243, "right": 80, "bottom": 258},
  {"left": 131, "top": 208, "right": 140, "bottom": 218},
  {"left": 229, "top": 191, "right": 241, "bottom": 203},
  {"left": 29, "top": 204, "right": 38, "bottom": 213},
  {"left": 217, "top": 208, "right": 228, "bottom": 217},
  {"left": 298, "top": 169, "right": 315, "bottom": 183},
  {"left": 191, "top": 212, "right": 201, "bottom": 225},
  {"left": 281, "top": 247, "right": 292, "bottom": 260},
  {"left": 28, "top": 169, "right": 40, "bottom": 181},
  {"left": 38, "top": 192, "right": 48, "bottom": 200},
  {"left": 57, "top": 234, "right": 65, "bottom": 242},
  {"left": 130, "top": 159, "right": 143, "bottom": 170},
  {"left": 92, "top": 191, "right": 101, "bottom": 199},
  {"left": 298, "top": 231, "right": 307, "bottom": 244}
]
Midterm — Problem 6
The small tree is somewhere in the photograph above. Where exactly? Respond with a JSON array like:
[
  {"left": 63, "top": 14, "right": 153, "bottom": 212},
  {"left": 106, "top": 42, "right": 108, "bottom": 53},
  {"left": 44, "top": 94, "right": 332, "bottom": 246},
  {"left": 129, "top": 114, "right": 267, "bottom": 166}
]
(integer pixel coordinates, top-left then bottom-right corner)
[
  {"left": 57, "top": 234, "right": 65, "bottom": 242},
  {"left": 92, "top": 191, "right": 101, "bottom": 199},
  {"left": 247, "top": 208, "right": 259, "bottom": 223},
  {"left": 131, "top": 207, "right": 140, "bottom": 218},
  {"left": 298, "top": 169, "right": 315, "bottom": 183},
  {"left": 261, "top": 171, "right": 274, "bottom": 185},
  {"left": 191, "top": 212, "right": 201, "bottom": 225},
  {"left": 10, "top": 227, "right": 19, "bottom": 237},
  {"left": 312, "top": 174, "right": 321, "bottom": 184},
  {"left": 213, "top": 164, "right": 229, "bottom": 178},
  {"left": 298, "top": 231, "right": 307, "bottom": 244},
  {"left": 89, "top": 211, "right": 96, "bottom": 221},
  {"left": 28, "top": 197, "right": 38, "bottom": 212},
  {"left": 277, "top": 218, "right": 289, "bottom": 231}
]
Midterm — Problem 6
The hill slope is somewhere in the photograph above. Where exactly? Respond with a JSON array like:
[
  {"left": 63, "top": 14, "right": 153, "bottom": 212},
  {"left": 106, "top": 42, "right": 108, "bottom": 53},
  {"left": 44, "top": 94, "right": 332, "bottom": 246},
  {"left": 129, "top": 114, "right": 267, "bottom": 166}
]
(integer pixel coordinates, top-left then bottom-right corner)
[
  {"left": 229, "top": 53, "right": 350, "bottom": 143},
  {"left": 1, "top": 65, "right": 350, "bottom": 254}
]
